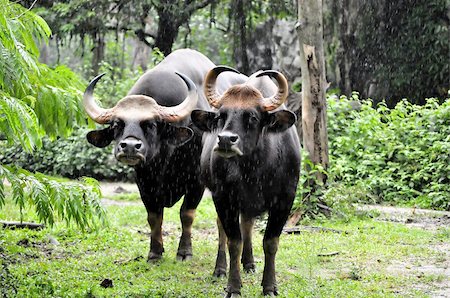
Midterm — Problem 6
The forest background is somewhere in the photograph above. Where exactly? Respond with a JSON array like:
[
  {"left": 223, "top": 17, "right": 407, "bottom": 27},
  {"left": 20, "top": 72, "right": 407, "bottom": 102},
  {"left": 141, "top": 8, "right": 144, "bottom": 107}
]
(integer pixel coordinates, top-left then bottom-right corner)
[{"left": 0, "top": 0, "right": 449, "bottom": 227}]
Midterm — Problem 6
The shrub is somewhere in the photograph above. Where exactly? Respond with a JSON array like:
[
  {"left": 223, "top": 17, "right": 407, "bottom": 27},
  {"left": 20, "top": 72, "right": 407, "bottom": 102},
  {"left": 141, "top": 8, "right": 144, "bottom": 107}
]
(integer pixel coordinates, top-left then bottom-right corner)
[
  {"left": 0, "top": 127, "right": 134, "bottom": 181},
  {"left": 327, "top": 94, "right": 450, "bottom": 210}
]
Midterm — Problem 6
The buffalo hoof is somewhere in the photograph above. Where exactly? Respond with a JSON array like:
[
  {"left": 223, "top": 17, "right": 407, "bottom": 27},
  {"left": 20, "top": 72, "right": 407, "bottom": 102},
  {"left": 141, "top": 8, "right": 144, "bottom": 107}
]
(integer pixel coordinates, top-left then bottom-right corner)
[
  {"left": 263, "top": 286, "right": 278, "bottom": 296},
  {"left": 243, "top": 263, "right": 256, "bottom": 273},
  {"left": 223, "top": 292, "right": 240, "bottom": 298},
  {"left": 147, "top": 252, "right": 162, "bottom": 262},
  {"left": 213, "top": 268, "right": 227, "bottom": 278},
  {"left": 176, "top": 253, "right": 192, "bottom": 261}
]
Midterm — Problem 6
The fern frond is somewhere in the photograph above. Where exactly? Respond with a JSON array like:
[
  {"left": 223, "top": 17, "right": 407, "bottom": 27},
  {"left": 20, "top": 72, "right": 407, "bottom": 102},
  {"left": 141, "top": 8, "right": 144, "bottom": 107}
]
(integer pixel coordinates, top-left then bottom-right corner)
[{"left": 1, "top": 165, "right": 107, "bottom": 229}]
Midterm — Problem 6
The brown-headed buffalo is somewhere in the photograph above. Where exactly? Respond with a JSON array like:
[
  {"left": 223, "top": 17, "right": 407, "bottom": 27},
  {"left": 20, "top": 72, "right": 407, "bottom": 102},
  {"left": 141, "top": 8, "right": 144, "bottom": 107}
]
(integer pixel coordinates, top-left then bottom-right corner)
[
  {"left": 83, "top": 49, "right": 246, "bottom": 261},
  {"left": 191, "top": 67, "right": 301, "bottom": 296}
]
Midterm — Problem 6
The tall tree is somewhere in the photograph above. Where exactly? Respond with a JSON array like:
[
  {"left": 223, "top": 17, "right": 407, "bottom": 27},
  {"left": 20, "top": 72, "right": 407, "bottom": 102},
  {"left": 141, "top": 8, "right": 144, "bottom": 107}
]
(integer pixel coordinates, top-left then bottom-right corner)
[
  {"left": 0, "top": 0, "right": 105, "bottom": 228},
  {"left": 297, "top": 0, "right": 329, "bottom": 194},
  {"left": 153, "top": 0, "right": 217, "bottom": 56},
  {"left": 31, "top": 0, "right": 217, "bottom": 73}
]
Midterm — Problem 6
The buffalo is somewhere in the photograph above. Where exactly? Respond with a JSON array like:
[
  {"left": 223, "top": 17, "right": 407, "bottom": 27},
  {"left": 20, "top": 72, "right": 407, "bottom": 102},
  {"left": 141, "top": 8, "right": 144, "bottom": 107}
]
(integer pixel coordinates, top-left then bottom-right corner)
[
  {"left": 83, "top": 49, "right": 246, "bottom": 261},
  {"left": 191, "top": 66, "right": 301, "bottom": 296}
]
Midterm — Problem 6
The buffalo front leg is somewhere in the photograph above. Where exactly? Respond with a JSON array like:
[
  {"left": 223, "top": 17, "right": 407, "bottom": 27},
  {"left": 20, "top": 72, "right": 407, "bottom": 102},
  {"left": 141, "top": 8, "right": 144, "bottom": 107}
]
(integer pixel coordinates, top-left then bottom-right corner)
[
  {"left": 240, "top": 214, "right": 256, "bottom": 273},
  {"left": 226, "top": 237, "right": 243, "bottom": 297},
  {"left": 147, "top": 211, "right": 164, "bottom": 261},
  {"left": 262, "top": 237, "right": 279, "bottom": 296},
  {"left": 213, "top": 217, "right": 227, "bottom": 277},
  {"left": 176, "top": 208, "right": 195, "bottom": 261},
  {"left": 218, "top": 210, "right": 242, "bottom": 296},
  {"left": 261, "top": 207, "right": 291, "bottom": 296}
]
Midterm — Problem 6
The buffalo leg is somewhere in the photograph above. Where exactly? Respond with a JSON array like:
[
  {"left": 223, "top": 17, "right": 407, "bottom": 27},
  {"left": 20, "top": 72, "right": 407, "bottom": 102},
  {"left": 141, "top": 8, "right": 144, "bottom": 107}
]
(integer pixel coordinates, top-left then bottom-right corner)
[
  {"left": 261, "top": 208, "right": 290, "bottom": 296},
  {"left": 216, "top": 204, "right": 242, "bottom": 296},
  {"left": 240, "top": 214, "right": 255, "bottom": 272},
  {"left": 213, "top": 217, "right": 227, "bottom": 277},
  {"left": 262, "top": 236, "right": 279, "bottom": 296},
  {"left": 176, "top": 188, "right": 203, "bottom": 261},
  {"left": 147, "top": 211, "right": 164, "bottom": 261},
  {"left": 176, "top": 208, "right": 195, "bottom": 261}
]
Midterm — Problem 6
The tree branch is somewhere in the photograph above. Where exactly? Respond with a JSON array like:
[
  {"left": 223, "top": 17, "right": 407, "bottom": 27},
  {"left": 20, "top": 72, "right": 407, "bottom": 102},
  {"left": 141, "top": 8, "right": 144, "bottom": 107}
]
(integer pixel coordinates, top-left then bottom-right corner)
[
  {"left": 1, "top": 221, "right": 45, "bottom": 230},
  {"left": 135, "top": 29, "right": 155, "bottom": 48},
  {"left": 185, "top": 0, "right": 217, "bottom": 17}
]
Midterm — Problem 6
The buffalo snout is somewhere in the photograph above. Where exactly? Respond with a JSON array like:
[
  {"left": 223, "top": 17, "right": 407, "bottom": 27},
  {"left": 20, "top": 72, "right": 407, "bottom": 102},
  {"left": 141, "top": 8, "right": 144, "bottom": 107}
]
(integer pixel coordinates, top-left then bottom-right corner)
[
  {"left": 116, "top": 137, "right": 146, "bottom": 165},
  {"left": 218, "top": 131, "right": 239, "bottom": 149},
  {"left": 214, "top": 131, "right": 243, "bottom": 158}
]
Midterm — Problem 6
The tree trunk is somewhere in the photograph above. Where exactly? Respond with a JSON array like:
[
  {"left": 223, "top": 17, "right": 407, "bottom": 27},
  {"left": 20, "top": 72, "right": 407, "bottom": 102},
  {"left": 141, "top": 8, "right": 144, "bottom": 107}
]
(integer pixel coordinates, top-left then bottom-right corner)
[
  {"left": 297, "top": 0, "right": 329, "bottom": 186},
  {"left": 154, "top": 11, "right": 179, "bottom": 56},
  {"left": 132, "top": 13, "right": 153, "bottom": 71},
  {"left": 234, "top": 0, "right": 250, "bottom": 74},
  {"left": 91, "top": 32, "right": 105, "bottom": 75},
  {"left": 337, "top": 0, "right": 352, "bottom": 95}
]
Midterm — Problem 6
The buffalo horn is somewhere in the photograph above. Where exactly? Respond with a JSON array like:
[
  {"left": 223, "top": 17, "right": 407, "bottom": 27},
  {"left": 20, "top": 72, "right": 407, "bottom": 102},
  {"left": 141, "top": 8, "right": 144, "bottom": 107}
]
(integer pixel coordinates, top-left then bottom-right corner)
[
  {"left": 83, "top": 73, "right": 114, "bottom": 124},
  {"left": 204, "top": 66, "right": 240, "bottom": 108},
  {"left": 256, "top": 70, "right": 289, "bottom": 111},
  {"left": 157, "top": 72, "right": 198, "bottom": 122}
]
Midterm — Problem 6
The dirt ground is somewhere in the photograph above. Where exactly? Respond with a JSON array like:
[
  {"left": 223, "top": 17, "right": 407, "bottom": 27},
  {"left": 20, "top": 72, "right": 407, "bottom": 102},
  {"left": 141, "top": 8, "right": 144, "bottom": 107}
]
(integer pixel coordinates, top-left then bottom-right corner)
[{"left": 99, "top": 182, "right": 450, "bottom": 297}]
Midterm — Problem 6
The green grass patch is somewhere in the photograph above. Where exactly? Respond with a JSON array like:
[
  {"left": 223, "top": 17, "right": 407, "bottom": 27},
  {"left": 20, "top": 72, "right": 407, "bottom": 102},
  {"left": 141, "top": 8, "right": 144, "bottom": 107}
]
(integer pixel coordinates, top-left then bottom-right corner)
[{"left": 1, "top": 196, "right": 448, "bottom": 297}]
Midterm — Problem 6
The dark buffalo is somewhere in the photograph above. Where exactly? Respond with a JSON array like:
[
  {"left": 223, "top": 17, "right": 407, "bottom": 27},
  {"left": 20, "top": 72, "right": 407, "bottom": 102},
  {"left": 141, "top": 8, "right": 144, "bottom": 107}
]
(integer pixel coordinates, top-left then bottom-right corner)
[
  {"left": 83, "top": 49, "right": 246, "bottom": 261},
  {"left": 191, "top": 67, "right": 301, "bottom": 296}
]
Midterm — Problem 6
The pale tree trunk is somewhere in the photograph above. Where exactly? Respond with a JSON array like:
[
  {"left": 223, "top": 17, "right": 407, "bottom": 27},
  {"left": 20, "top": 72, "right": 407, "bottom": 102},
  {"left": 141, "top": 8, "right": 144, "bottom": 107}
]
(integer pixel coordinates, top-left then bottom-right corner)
[
  {"left": 297, "top": 0, "right": 329, "bottom": 187},
  {"left": 132, "top": 39, "right": 151, "bottom": 72}
]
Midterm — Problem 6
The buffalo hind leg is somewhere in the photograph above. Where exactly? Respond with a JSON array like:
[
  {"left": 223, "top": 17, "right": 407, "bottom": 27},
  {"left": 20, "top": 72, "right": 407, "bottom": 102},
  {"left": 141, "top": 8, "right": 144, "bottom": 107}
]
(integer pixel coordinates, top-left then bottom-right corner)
[
  {"left": 147, "top": 211, "right": 164, "bottom": 261},
  {"left": 240, "top": 214, "right": 256, "bottom": 273},
  {"left": 176, "top": 208, "right": 195, "bottom": 261},
  {"left": 213, "top": 217, "right": 227, "bottom": 277},
  {"left": 176, "top": 188, "right": 203, "bottom": 261}
]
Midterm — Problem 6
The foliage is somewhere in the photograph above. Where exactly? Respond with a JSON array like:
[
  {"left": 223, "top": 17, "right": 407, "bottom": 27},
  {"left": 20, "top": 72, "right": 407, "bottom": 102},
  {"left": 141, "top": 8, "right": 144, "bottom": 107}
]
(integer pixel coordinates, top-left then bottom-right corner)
[
  {"left": 327, "top": 93, "right": 450, "bottom": 210},
  {"left": 1, "top": 195, "right": 448, "bottom": 297},
  {"left": 0, "top": 0, "right": 86, "bottom": 148},
  {"left": 325, "top": 0, "right": 449, "bottom": 104},
  {"left": 0, "top": 128, "right": 134, "bottom": 181},
  {"left": 0, "top": 62, "right": 143, "bottom": 181},
  {"left": 294, "top": 151, "right": 329, "bottom": 218},
  {"left": 0, "top": 166, "right": 106, "bottom": 229},
  {"left": 0, "top": 0, "right": 105, "bottom": 228}
]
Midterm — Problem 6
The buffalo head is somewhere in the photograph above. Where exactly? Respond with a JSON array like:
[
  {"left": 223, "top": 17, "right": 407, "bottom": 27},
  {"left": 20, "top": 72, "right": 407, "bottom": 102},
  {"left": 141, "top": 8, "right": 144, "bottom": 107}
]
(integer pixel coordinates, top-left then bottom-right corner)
[
  {"left": 83, "top": 72, "right": 197, "bottom": 166},
  {"left": 191, "top": 66, "right": 296, "bottom": 159}
]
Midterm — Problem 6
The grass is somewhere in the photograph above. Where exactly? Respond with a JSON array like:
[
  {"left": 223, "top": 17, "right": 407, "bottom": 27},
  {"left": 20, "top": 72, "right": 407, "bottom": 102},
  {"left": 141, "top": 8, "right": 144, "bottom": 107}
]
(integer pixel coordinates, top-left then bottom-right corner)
[{"left": 1, "top": 193, "right": 449, "bottom": 297}]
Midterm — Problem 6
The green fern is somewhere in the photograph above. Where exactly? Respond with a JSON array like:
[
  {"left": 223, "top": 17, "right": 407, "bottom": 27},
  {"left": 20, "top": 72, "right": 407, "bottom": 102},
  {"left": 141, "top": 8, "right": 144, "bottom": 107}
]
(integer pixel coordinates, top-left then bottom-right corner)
[{"left": 0, "top": 0, "right": 106, "bottom": 229}]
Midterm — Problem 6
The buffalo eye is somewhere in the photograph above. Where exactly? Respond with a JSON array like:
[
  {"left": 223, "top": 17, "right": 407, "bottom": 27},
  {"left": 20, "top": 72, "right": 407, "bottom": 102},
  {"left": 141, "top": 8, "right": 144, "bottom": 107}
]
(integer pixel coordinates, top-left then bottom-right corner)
[
  {"left": 111, "top": 119, "right": 124, "bottom": 130},
  {"left": 140, "top": 120, "right": 156, "bottom": 130},
  {"left": 111, "top": 119, "right": 124, "bottom": 138},
  {"left": 243, "top": 112, "right": 259, "bottom": 128},
  {"left": 215, "top": 111, "right": 227, "bottom": 127}
]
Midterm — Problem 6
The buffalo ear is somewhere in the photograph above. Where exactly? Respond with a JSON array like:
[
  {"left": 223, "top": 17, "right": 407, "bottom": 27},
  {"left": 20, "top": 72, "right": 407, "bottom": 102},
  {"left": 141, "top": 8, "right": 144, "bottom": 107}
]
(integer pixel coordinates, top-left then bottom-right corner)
[
  {"left": 87, "top": 128, "right": 114, "bottom": 148},
  {"left": 191, "top": 110, "right": 216, "bottom": 132},
  {"left": 264, "top": 110, "right": 296, "bottom": 133},
  {"left": 163, "top": 125, "right": 194, "bottom": 146}
]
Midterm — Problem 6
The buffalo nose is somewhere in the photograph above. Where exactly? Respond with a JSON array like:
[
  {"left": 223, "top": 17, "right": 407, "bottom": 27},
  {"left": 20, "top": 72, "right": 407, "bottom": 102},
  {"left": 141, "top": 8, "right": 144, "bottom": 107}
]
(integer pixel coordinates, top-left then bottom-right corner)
[
  {"left": 118, "top": 138, "right": 144, "bottom": 154},
  {"left": 218, "top": 131, "right": 239, "bottom": 148}
]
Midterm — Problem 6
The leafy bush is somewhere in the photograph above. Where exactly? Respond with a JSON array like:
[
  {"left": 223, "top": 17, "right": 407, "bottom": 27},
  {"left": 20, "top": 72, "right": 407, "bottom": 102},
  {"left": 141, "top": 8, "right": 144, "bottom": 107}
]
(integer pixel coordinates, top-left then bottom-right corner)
[
  {"left": 0, "top": 128, "right": 134, "bottom": 181},
  {"left": 327, "top": 94, "right": 450, "bottom": 210}
]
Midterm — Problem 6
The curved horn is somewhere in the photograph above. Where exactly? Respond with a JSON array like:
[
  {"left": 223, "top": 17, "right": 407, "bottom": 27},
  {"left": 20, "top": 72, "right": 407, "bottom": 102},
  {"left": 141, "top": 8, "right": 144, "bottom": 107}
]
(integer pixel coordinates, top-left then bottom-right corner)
[
  {"left": 83, "top": 73, "right": 114, "bottom": 124},
  {"left": 204, "top": 66, "right": 241, "bottom": 108},
  {"left": 158, "top": 72, "right": 198, "bottom": 122},
  {"left": 256, "top": 70, "right": 289, "bottom": 111}
]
